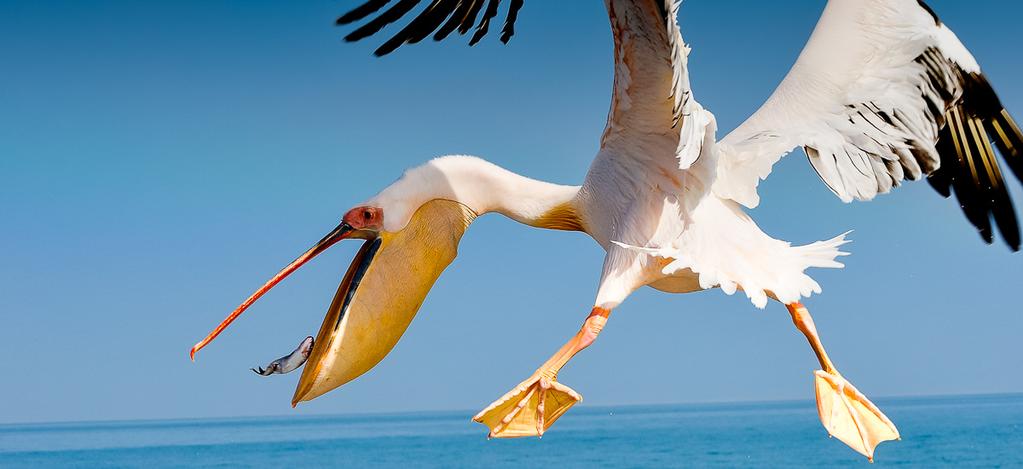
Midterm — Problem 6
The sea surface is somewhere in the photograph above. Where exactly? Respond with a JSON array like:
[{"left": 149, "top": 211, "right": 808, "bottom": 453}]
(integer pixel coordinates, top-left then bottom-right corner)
[{"left": 2, "top": 394, "right": 1021, "bottom": 468}]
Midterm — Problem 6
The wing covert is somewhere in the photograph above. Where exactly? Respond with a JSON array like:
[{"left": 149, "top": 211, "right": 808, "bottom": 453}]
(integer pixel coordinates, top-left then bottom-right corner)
[{"left": 713, "top": 0, "right": 1023, "bottom": 250}]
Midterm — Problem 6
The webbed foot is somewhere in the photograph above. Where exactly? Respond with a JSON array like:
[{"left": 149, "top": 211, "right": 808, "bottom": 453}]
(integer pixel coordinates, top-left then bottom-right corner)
[
  {"left": 472, "top": 374, "right": 581, "bottom": 438},
  {"left": 814, "top": 370, "right": 900, "bottom": 462}
]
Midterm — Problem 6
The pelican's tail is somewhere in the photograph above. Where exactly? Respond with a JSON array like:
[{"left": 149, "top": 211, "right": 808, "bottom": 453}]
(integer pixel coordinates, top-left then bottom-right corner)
[
  {"left": 615, "top": 199, "right": 851, "bottom": 309},
  {"left": 704, "top": 232, "right": 850, "bottom": 309},
  {"left": 770, "top": 231, "right": 852, "bottom": 303},
  {"left": 791, "top": 231, "right": 852, "bottom": 270}
]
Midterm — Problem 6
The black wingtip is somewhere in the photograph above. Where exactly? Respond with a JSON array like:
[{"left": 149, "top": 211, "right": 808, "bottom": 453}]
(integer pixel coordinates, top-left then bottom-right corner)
[
  {"left": 457, "top": 1, "right": 485, "bottom": 35},
  {"left": 337, "top": 0, "right": 393, "bottom": 25},
  {"left": 433, "top": 0, "right": 474, "bottom": 41},
  {"left": 931, "top": 71, "right": 1023, "bottom": 252},
  {"left": 927, "top": 174, "right": 953, "bottom": 198},
  {"left": 341, "top": 0, "right": 423, "bottom": 45},
  {"left": 338, "top": 0, "right": 524, "bottom": 55},
  {"left": 917, "top": 0, "right": 942, "bottom": 26},
  {"left": 980, "top": 228, "right": 995, "bottom": 245},
  {"left": 469, "top": 0, "right": 501, "bottom": 46},
  {"left": 499, "top": 0, "right": 524, "bottom": 44},
  {"left": 992, "top": 109, "right": 1023, "bottom": 183}
]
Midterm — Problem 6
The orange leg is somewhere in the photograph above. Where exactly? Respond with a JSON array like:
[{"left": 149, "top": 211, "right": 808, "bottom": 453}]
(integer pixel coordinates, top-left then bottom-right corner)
[
  {"left": 788, "top": 303, "right": 837, "bottom": 374},
  {"left": 472, "top": 307, "right": 611, "bottom": 438},
  {"left": 787, "top": 302, "right": 900, "bottom": 462}
]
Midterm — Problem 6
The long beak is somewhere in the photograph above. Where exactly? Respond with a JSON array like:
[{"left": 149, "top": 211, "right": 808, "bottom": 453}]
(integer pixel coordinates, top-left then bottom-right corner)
[
  {"left": 189, "top": 222, "right": 355, "bottom": 361},
  {"left": 288, "top": 200, "right": 476, "bottom": 406}
]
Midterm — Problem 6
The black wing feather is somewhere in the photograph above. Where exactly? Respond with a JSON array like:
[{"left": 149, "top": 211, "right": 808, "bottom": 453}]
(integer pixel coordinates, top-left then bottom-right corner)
[
  {"left": 336, "top": 0, "right": 392, "bottom": 25},
  {"left": 404, "top": 0, "right": 460, "bottom": 44},
  {"left": 499, "top": 0, "right": 524, "bottom": 44},
  {"left": 337, "top": 0, "right": 523, "bottom": 55},
  {"left": 372, "top": 0, "right": 460, "bottom": 56},
  {"left": 469, "top": 0, "right": 501, "bottom": 46},
  {"left": 928, "top": 73, "right": 1023, "bottom": 251},
  {"left": 344, "top": 0, "right": 422, "bottom": 42},
  {"left": 457, "top": 0, "right": 486, "bottom": 35},
  {"left": 434, "top": 1, "right": 479, "bottom": 40},
  {"left": 913, "top": 2, "right": 1022, "bottom": 250}
]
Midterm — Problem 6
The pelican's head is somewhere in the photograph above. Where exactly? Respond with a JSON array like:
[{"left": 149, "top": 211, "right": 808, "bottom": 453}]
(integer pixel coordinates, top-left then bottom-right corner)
[{"left": 190, "top": 157, "right": 479, "bottom": 405}]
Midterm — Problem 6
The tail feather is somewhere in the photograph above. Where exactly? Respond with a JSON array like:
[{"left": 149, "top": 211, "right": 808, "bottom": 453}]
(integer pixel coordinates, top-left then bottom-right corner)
[
  {"left": 617, "top": 226, "right": 851, "bottom": 310},
  {"left": 792, "top": 231, "right": 852, "bottom": 270}
]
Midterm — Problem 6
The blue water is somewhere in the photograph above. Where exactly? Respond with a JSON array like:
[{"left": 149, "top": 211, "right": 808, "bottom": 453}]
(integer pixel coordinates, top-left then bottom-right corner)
[{"left": 2, "top": 394, "right": 1021, "bottom": 468}]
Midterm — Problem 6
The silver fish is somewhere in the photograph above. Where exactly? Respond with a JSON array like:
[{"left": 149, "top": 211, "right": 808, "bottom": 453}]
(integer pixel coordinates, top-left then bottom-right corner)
[{"left": 252, "top": 336, "right": 314, "bottom": 376}]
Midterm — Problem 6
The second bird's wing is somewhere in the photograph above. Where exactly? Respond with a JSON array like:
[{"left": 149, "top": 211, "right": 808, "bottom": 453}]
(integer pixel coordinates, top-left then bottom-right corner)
[{"left": 336, "top": 0, "right": 525, "bottom": 56}]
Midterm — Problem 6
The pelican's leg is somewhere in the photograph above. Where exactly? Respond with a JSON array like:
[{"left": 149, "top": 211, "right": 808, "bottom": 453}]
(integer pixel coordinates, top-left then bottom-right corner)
[
  {"left": 472, "top": 307, "right": 611, "bottom": 438},
  {"left": 787, "top": 302, "right": 900, "bottom": 461}
]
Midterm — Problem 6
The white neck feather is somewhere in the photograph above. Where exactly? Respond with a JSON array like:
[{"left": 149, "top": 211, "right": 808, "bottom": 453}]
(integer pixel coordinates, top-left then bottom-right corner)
[{"left": 369, "top": 155, "right": 581, "bottom": 232}]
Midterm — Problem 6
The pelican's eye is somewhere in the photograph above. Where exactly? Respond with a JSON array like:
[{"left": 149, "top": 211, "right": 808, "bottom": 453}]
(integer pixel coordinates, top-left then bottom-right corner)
[{"left": 343, "top": 206, "right": 384, "bottom": 230}]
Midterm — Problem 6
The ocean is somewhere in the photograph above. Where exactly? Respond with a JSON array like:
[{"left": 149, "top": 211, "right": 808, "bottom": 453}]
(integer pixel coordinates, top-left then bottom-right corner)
[{"left": 2, "top": 394, "right": 1020, "bottom": 468}]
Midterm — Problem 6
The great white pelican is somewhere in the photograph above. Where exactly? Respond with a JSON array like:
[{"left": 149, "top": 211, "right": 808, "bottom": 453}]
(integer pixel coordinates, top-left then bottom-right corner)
[{"left": 190, "top": 0, "right": 1022, "bottom": 461}]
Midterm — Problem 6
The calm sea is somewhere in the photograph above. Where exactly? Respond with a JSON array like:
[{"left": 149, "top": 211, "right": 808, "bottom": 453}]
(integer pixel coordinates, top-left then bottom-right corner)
[{"left": 2, "top": 394, "right": 1020, "bottom": 468}]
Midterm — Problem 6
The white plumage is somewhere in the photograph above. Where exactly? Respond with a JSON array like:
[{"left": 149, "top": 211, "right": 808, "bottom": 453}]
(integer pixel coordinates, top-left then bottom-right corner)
[
  {"left": 344, "top": 0, "right": 1022, "bottom": 310},
  {"left": 714, "top": 0, "right": 983, "bottom": 207},
  {"left": 196, "top": 0, "right": 1022, "bottom": 458}
]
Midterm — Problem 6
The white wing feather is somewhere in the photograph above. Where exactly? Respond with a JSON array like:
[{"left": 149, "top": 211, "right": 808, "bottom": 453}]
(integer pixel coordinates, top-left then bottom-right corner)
[
  {"left": 713, "top": 0, "right": 981, "bottom": 208},
  {"left": 600, "top": 0, "right": 711, "bottom": 174}
]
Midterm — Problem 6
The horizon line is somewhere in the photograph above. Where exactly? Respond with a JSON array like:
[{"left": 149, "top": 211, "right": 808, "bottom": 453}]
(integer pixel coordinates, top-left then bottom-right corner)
[{"left": 3, "top": 390, "right": 1021, "bottom": 428}]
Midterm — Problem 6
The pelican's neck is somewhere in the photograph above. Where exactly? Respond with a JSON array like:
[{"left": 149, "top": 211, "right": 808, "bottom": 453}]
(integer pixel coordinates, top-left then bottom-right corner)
[{"left": 372, "top": 156, "right": 584, "bottom": 233}]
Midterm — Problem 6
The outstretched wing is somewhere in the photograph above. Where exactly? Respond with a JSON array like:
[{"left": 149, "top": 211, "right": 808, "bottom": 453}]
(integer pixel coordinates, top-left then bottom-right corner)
[
  {"left": 340, "top": 0, "right": 707, "bottom": 177},
  {"left": 336, "top": 0, "right": 525, "bottom": 56},
  {"left": 713, "top": 0, "right": 1023, "bottom": 250},
  {"left": 598, "top": 0, "right": 716, "bottom": 193},
  {"left": 600, "top": 0, "right": 698, "bottom": 145}
]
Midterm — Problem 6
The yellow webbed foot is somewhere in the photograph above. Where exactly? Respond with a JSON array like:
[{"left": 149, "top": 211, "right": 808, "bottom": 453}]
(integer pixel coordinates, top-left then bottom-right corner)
[
  {"left": 472, "top": 374, "right": 581, "bottom": 438},
  {"left": 814, "top": 370, "right": 900, "bottom": 461}
]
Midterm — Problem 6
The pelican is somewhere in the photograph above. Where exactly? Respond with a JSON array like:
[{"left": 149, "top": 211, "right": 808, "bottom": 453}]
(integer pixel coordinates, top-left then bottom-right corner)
[{"left": 190, "top": 0, "right": 1023, "bottom": 461}]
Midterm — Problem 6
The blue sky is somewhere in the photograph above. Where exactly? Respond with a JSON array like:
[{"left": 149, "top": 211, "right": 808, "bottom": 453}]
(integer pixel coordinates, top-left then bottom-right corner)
[{"left": 2, "top": 0, "right": 1021, "bottom": 424}]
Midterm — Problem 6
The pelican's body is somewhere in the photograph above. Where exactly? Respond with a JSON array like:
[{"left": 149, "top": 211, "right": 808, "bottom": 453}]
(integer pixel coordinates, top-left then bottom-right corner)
[{"left": 191, "top": 0, "right": 1022, "bottom": 461}]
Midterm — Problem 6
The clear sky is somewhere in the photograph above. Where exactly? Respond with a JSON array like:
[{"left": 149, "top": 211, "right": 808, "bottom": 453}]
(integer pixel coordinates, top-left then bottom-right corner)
[{"left": 2, "top": 1, "right": 1022, "bottom": 425}]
